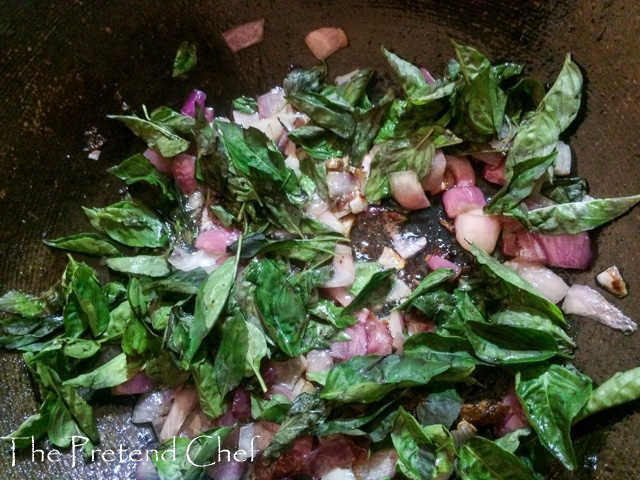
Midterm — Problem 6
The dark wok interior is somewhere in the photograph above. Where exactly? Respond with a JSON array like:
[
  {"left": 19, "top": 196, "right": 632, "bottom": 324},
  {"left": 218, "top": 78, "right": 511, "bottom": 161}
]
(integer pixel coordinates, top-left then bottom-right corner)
[{"left": 1, "top": 1, "right": 639, "bottom": 478}]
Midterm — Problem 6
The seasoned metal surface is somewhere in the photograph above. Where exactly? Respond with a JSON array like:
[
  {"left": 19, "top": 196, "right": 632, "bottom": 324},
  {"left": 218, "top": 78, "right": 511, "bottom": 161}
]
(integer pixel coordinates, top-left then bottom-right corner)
[{"left": 1, "top": 1, "right": 639, "bottom": 478}]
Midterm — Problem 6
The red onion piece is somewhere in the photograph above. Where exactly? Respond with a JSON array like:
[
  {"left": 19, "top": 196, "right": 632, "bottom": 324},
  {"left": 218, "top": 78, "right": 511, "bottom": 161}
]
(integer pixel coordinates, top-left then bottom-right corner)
[
  {"left": 171, "top": 153, "right": 197, "bottom": 194},
  {"left": 389, "top": 171, "right": 431, "bottom": 210},
  {"left": 427, "top": 255, "right": 462, "bottom": 277},
  {"left": 323, "top": 287, "right": 354, "bottom": 307},
  {"left": 353, "top": 449, "right": 399, "bottom": 480},
  {"left": 494, "top": 384, "right": 529, "bottom": 437},
  {"left": 454, "top": 209, "right": 501, "bottom": 254},
  {"left": 257, "top": 87, "right": 286, "bottom": 119},
  {"left": 159, "top": 387, "right": 198, "bottom": 441},
  {"left": 482, "top": 162, "right": 506, "bottom": 185},
  {"left": 181, "top": 89, "right": 206, "bottom": 118},
  {"left": 391, "top": 233, "right": 427, "bottom": 260},
  {"left": 364, "top": 314, "right": 393, "bottom": 356},
  {"left": 504, "top": 260, "right": 569, "bottom": 304},
  {"left": 305, "top": 27, "right": 349, "bottom": 60},
  {"left": 143, "top": 148, "right": 173, "bottom": 173},
  {"left": 420, "top": 67, "right": 436, "bottom": 84},
  {"left": 207, "top": 458, "right": 247, "bottom": 480},
  {"left": 445, "top": 155, "right": 475, "bottom": 186},
  {"left": 306, "top": 349, "right": 333, "bottom": 373},
  {"left": 308, "top": 436, "right": 367, "bottom": 478},
  {"left": 222, "top": 19, "right": 265, "bottom": 53},
  {"left": 323, "top": 244, "right": 355, "bottom": 288},
  {"left": 536, "top": 232, "right": 592, "bottom": 270},
  {"left": 330, "top": 323, "right": 368, "bottom": 361},
  {"left": 470, "top": 149, "right": 503, "bottom": 166},
  {"left": 112, "top": 371, "right": 155, "bottom": 396},
  {"left": 514, "top": 230, "right": 548, "bottom": 263},
  {"left": 562, "top": 284, "right": 638, "bottom": 332},
  {"left": 205, "top": 107, "right": 215, "bottom": 123},
  {"left": 195, "top": 227, "right": 241, "bottom": 254},
  {"left": 231, "top": 388, "right": 252, "bottom": 420},
  {"left": 421, "top": 148, "right": 447, "bottom": 194},
  {"left": 442, "top": 185, "right": 486, "bottom": 218}
]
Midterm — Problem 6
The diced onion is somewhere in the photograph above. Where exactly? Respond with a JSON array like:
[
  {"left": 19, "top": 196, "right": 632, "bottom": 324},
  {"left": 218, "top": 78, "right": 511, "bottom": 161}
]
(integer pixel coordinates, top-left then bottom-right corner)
[
  {"left": 143, "top": 148, "right": 173, "bottom": 173},
  {"left": 391, "top": 233, "right": 427, "bottom": 259},
  {"left": 427, "top": 255, "right": 462, "bottom": 277},
  {"left": 454, "top": 209, "right": 501, "bottom": 254},
  {"left": 389, "top": 171, "right": 431, "bottom": 210},
  {"left": 442, "top": 185, "right": 486, "bottom": 218},
  {"left": 421, "top": 148, "right": 447, "bottom": 194},
  {"left": 323, "top": 244, "right": 355, "bottom": 288},
  {"left": 504, "top": 260, "right": 569, "bottom": 304},
  {"left": 172, "top": 153, "right": 197, "bottom": 194},
  {"left": 222, "top": 19, "right": 265, "bottom": 53},
  {"left": 257, "top": 87, "right": 286, "bottom": 119},
  {"left": 195, "top": 228, "right": 240, "bottom": 254},
  {"left": 445, "top": 155, "right": 475, "bottom": 186},
  {"left": 180, "top": 89, "right": 206, "bottom": 118},
  {"left": 554, "top": 141, "right": 572, "bottom": 176},
  {"left": 305, "top": 27, "right": 349, "bottom": 60}
]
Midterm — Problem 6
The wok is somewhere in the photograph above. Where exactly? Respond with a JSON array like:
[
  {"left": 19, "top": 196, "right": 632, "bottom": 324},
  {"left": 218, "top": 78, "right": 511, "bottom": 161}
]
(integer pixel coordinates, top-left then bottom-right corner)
[{"left": 1, "top": 1, "right": 639, "bottom": 478}]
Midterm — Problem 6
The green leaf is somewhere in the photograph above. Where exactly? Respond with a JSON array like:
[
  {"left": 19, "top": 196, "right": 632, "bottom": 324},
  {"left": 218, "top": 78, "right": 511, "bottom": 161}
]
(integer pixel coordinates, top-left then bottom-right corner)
[
  {"left": 321, "top": 354, "right": 450, "bottom": 403},
  {"left": 456, "top": 66, "right": 506, "bottom": 137},
  {"left": 508, "top": 195, "right": 640, "bottom": 234},
  {"left": 263, "top": 393, "right": 329, "bottom": 459},
  {"left": 452, "top": 41, "right": 491, "bottom": 83},
  {"left": 314, "top": 401, "right": 394, "bottom": 437},
  {"left": 575, "top": 366, "right": 640, "bottom": 423},
  {"left": 64, "top": 260, "right": 111, "bottom": 337},
  {"left": 485, "top": 152, "right": 557, "bottom": 214},
  {"left": 494, "top": 427, "right": 532, "bottom": 453},
  {"left": 350, "top": 93, "right": 394, "bottom": 164},
  {"left": 106, "top": 255, "right": 171, "bottom": 277},
  {"left": 381, "top": 47, "right": 428, "bottom": 97},
  {"left": 44, "top": 233, "right": 121, "bottom": 257},
  {"left": 244, "top": 322, "right": 269, "bottom": 392},
  {"left": 391, "top": 408, "right": 456, "bottom": 480},
  {"left": 62, "top": 338, "right": 101, "bottom": 359},
  {"left": 172, "top": 41, "right": 197, "bottom": 77},
  {"left": 0, "top": 291, "right": 48, "bottom": 318},
  {"left": 516, "top": 363, "right": 592, "bottom": 470},
  {"left": 416, "top": 389, "right": 463, "bottom": 429},
  {"left": 181, "top": 427, "right": 233, "bottom": 480},
  {"left": 540, "top": 54, "right": 583, "bottom": 133},
  {"left": 469, "top": 244, "right": 565, "bottom": 325},
  {"left": 308, "top": 299, "right": 357, "bottom": 329},
  {"left": 64, "top": 353, "right": 140, "bottom": 389},
  {"left": 541, "top": 177, "right": 588, "bottom": 204},
  {"left": 398, "top": 268, "right": 455, "bottom": 311},
  {"left": 336, "top": 68, "right": 373, "bottom": 106},
  {"left": 287, "top": 92, "right": 355, "bottom": 139},
  {"left": 108, "top": 114, "right": 190, "bottom": 157},
  {"left": 283, "top": 64, "right": 327, "bottom": 96},
  {"left": 403, "top": 332, "right": 478, "bottom": 382},
  {"left": 344, "top": 267, "right": 394, "bottom": 314},
  {"left": 251, "top": 394, "right": 291, "bottom": 423},
  {"left": 232, "top": 96, "right": 258, "bottom": 114},
  {"left": 107, "top": 153, "right": 174, "bottom": 200},
  {"left": 185, "top": 257, "right": 236, "bottom": 363},
  {"left": 83, "top": 201, "right": 168, "bottom": 248},
  {"left": 458, "top": 436, "right": 538, "bottom": 480}
]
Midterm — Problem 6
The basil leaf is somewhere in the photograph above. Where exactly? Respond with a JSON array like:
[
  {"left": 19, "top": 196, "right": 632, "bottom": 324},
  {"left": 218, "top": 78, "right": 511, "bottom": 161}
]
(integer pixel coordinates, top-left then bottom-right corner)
[
  {"left": 469, "top": 244, "right": 565, "bottom": 325},
  {"left": 283, "top": 64, "right": 327, "bottom": 96},
  {"left": 541, "top": 54, "right": 583, "bottom": 132},
  {"left": 185, "top": 257, "right": 236, "bottom": 362},
  {"left": 232, "top": 95, "right": 258, "bottom": 114},
  {"left": 172, "top": 41, "right": 197, "bottom": 77},
  {"left": 458, "top": 436, "right": 538, "bottom": 480},
  {"left": 107, "top": 153, "right": 174, "bottom": 200},
  {"left": 314, "top": 401, "right": 394, "bottom": 437},
  {"left": 403, "top": 332, "right": 478, "bottom": 382},
  {"left": 64, "top": 260, "right": 110, "bottom": 337},
  {"left": 494, "top": 427, "right": 532, "bottom": 453},
  {"left": 181, "top": 427, "right": 233, "bottom": 480},
  {"left": 244, "top": 322, "right": 269, "bottom": 392},
  {"left": 344, "top": 267, "right": 394, "bottom": 314},
  {"left": 336, "top": 68, "right": 373, "bottom": 106},
  {"left": 64, "top": 353, "right": 140, "bottom": 389},
  {"left": 251, "top": 394, "right": 291, "bottom": 423},
  {"left": 321, "top": 354, "right": 450, "bottom": 403},
  {"left": 287, "top": 92, "right": 355, "bottom": 139},
  {"left": 391, "top": 408, "right": 455, "bottom": 480},
  {"left": 452, "top": 41, "right": 491, "bottom": 82},
  {"left": 381, "top": 46, "right": 428, "bottom": 97},
  {"left": 516, "top": 363, "right": 592, "bottom": 470},
  {"left": 416, "top": 389, "right": 463, "bottom": 429},
  {"left": 106, "top": 255, "right": 171, "bottom": 277},
  {"left": 0, "top": 291, "right": 49, "bottom": 318},
  {"left": 456, "top": 66, "right": 506, "bottom": 137},
  {"left": 508, "top": 195, "right": 640, "bottom": 234},
  {"left": 541, "top": 177, "right": 588, "bottom": 204},
  {"left": 108, "top": 114, "right": 190, "bottom": 157},
  {"left": 83, "top": 201, "right": 168, "bottom": 248},
  {"left": 575, "top": 366, "right": 640, "bottom": 423},
  {"left": 44, "top": 233, "right": 121, "bottom": 257},
  {"left": 308, "top": 299, "right": 357, "bottom": 329},
  {"left": 350, "top": 93, "right": 393, "bottom": 164},
  {"left": 263, "top": 393, "right": 329, "bottom": 459},
  {"left": 398, "top": 268, "right": 455, "bottom": 311},
  {"left": 485, "top": 151, "right": 557, "bottom": 214}
]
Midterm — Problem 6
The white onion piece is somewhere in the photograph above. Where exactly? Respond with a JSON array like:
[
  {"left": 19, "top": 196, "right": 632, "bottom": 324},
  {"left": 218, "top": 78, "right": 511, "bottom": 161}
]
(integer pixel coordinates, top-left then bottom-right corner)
[
  {"left": 222, "top": 19, "right": 265, "bottom": 53},
  {"left": 305, "top": 27, "right": 349, "bottom": 60},
  {"left": 378, "top": 247, "right": 405, "bottom": 270},
  {"left": 421, "top": 149, "right": 447, "bottom": 194},
  {"left": 389, "top": 171, "right": 431, "bottom": 210},
  {"left": 562, "top": 284, "right": 638, "bottom": 332},
  {"left": 323, "top": 244, "right": 355, "bottom": 288},
  {"left": 278, "top": 111, "right": 310, "bottom": 131},
  {"left": 159, "top": 387, "right": 199, "bottom": 441},
  {"left": 232, "top": 110, "right": 259, "bottom": 127},
  {"left": 257, "top": 87, "right": 286, "bottom": 119},
  {"left": 318, "top": 211, "right": 346, "bottom": 234},
  {"left": 353, "top": 449, "right": 399, "bottom": 480},
  {"left": 442, "top": 185, "right": 486, "bottom": 218},
  {"left": 554, "top": 141, "right": 572, "bottom": 176},
  {"left": 249, "top": 117, "right": 284, "bottom": 142},
  {"left": 324, "top": 287, "right": 354, "bottom": 307},
  {"left": 596, "top": 266, "right": 628, "bottom": 298},
  {"left": 132, "top": 391, "right": 170, "bottom": 424},
  {"left": 504, "top": 260, "right": 569, "bottom": 304},
  {"left": 168, "top": 248, "right": 220, "bottom": 274},
  {"left": 322, "top": 468, "right": 356, "bottom": 480},
  {"left": 306, "top": 349, "right": 333, "bottom": 373},
  {"left": 335, "top": 69, "right": 359, "bottom": 85},
  {"left": 445, "top": 155, "right": 475, "bottom": 186},
  {"left": 327, "top": 171, "right": 357, "bottom": 199},
  {"left": 384, "top": 310, "right": 406, "bottom": 352},
  {"left": 391, "top": 233, "right": 427, "bottom": 259},
  {"left": 386, "top": 278, "right": 412, "bottom": 303},
  {"left": 454, "top": 209, "right": 501, "bottom": 254},
  {"left": 237, "top": 422, "right": 278, "bottom": 460}
]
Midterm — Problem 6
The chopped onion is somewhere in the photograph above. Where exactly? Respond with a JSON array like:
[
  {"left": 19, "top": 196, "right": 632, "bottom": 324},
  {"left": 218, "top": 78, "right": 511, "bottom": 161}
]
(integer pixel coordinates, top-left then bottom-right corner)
[
  {"left": 554, "top": 141, "right": 572, "bottom": 176},
  {"left": 421, "top": 148, "right": 447, "bottom": 194},
  {"left": 442, "top": 185, "right": 486, "bottom": 218},
  {"left": 132, "top": 391, "right": 170, "bottom": 424},
  {"left": 195, "top": 227, "right": 240, "bottom": 254},
  {"left": 159, "top": 387, "right": 199, "bottom": 441},
  {"left": 112, "top": 371, "right": 155, "bottom": 396},
  {"left": 445, "top": 155, "right": 475, "bottom": 186},
  {"left": 335, "top": 69, "right": 359, "bottom": 85},
  {"left": 353, "top": 449, "right": 398, "bottom": 480},
  {"left": 536, "top": 232, "right": 592, "bottom": 269},
  {"left": 205, "top": 107, "right": 215, "bottom": 123},
  {"left": 514, "top": 229, "right": 547, "bottom": 263},
  {"left": 309, "top": 436, "right": 367, "bottom": 478},
  {"left": 378, "top": 247, "right": 405, "bottom": 270},
  {"left": 168, "top": 247, "right": 220, "bottom": 273},
  {"left": 494, "top": 384, "right": 529, "bottom": 437},
  {"left": 427, "top": 255, "right": 462, "bottom": 277},
  {"left": 322, "top": 468, "right": 356, "bottom": 480},
  {"left": 323, "top": 244, "right": 355, "bottom": 288},
  {"left": 391, "top": 233, "right": 427, "bottom": 259},
  {"left": 420, "top": 67, "right": 436, "bottom": 84},
  {"left": 481, "top": 162, "right": 506, "bottom": 185},
  {"left": 365, "top": 314, "right": 393, "bottom": 356},
  {"left": 454, "top": 209, "right": 501, "bottom": 254},
  {"left": 386, "top": 278, "right": 412, "bottom": 303},
  {"left": 134, "top": 456, "right": 159, "bottom": 480},
  {"left": 504, "top": 260, "right": 569, "bottom": 304},
  {"left": 596, "top": 266, "right": 628, "bottom": 298},
  {"left": 180, "top": 89, "right": 206, "bottom": 118},
  {"left": 222, "top": 19, "right": 265, "bottom": 53},
  {"left": 389, "top": 171, "right": 431, "bottom": 210},
  {"left": 257, "top": 87, "right": 286, "bottom": 119},
  {"left": 143, "top": 148, "right": 173, "bottom": 173},
  {"left": 306, "top": 349, "right": 334, "bottom": 373},
  {"left": 305, "top": 27, "right": 349, "bottom": 60},
  {"left": 324, "top": 287, "right": 354, "bottom": 307},
  {"left": 232, "top": 110, "right": 260, "bottom": 127},
  {"left": 237, "top": 422, "right": 279, "bottom": 460},
  {"left": 172, "top": 153, "right": 197, "bottom": 194},
  {"left": 384, "top": 310, "right": 406, "bottom": 352},
  {"left": 327, "top": 171, "right": 358, "bottom": 199},
  {"left": 207, "top": 458, "right": 247, "bottom": 480},
  {"left": 470, "top": 148, "right": 503, "bottom": 166},
  {"left": 562, "top": 284, "right": 638, "bottom": 332},
  {"left": 231, "top": 388, "right": 251, "bottom": 420},
  {"left": 330, "top": 323, "right": 368, "bottom": 360}
]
